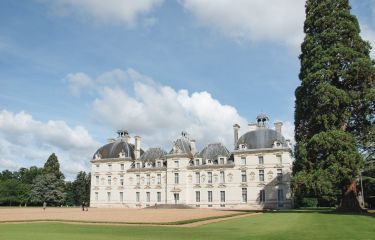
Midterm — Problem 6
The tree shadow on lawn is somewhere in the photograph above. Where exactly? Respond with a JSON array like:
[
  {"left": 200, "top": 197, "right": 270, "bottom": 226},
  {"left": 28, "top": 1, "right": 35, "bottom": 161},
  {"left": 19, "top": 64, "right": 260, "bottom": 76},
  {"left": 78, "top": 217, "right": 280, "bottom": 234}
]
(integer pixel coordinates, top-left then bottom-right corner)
[{"left": 225, "top": 208, "right": 374, "bottom": 218}]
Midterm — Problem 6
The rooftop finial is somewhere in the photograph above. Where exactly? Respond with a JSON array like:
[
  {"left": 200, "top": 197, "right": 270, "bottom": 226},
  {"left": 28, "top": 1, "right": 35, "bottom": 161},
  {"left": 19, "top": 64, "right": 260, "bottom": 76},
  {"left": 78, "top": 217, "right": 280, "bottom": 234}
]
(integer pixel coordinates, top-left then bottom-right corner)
[{"left": 256, "top": 113, "right": 269, "bottom": 128}]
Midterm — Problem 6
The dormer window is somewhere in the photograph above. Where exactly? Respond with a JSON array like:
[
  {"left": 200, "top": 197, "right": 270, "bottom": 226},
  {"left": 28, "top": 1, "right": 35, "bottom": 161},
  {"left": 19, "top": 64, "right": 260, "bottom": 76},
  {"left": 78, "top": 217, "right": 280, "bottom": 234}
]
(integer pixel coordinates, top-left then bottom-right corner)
[
  {"left": 119, "top": 150, "right": 126, "bottom": 158},
  {"left": 273, "top": 141, "right": 282, "bottom": 148},
  {"left": 195, "top": 159, "right": 199, "bottom": 166},
  {"left": 219, "top": 158, "right": 225, "bottom": 165},
  {"left": 157, "top": 161, "right": 161, "bottom": 168},
  {"left": 241, "top": 144, "right": 246, "bottom": 149},
  {"left": 95, "top": 153, "right": 101, "bottom": 160},
  {"left": 136, "top": 162, "right": 140, "bottom": 169}
]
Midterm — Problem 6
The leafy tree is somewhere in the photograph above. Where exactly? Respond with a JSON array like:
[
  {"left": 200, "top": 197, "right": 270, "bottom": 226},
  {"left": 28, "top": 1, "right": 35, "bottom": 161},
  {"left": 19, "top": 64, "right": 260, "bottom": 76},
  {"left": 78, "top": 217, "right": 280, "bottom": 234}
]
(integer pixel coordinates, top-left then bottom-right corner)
[
  {"left": 30, "top": 174, "right": 65, "bottom": 205},
  {"left": 293, "top": 0, "right": 374, "bottom": 211},
  {"left": 0, "top": 179, "right": 30, "bottom": 206},
  {"left": 43, "top": 153, "right": 65, "bottom": 180},
  {"left": 19, "top": 166, "right": 43, "bottom": 184},
  {"left": 72, "top": 171, "right": 91, "bottom": 205}
]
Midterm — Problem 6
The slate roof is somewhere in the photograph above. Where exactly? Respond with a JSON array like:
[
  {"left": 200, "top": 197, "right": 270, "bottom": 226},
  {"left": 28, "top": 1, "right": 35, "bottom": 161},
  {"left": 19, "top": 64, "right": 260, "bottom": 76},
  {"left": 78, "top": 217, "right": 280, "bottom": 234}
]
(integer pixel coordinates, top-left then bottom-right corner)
[
  {"left": 236, "top": 128, "right": 288, "bottom": 150},
  {"left": 197, "top": 143, "right": 230, "bottom": 160},
  {"left": 93, "top": 140, "right": 144, "bottom": 160}
]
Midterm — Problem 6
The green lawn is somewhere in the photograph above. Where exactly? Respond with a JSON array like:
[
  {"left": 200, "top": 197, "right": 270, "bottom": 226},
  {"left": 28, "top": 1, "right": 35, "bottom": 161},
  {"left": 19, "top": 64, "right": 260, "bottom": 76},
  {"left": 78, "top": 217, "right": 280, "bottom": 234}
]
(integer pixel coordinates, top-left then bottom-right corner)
[{"left": 0, "top": 211, "right": 373, "bottom": 240}]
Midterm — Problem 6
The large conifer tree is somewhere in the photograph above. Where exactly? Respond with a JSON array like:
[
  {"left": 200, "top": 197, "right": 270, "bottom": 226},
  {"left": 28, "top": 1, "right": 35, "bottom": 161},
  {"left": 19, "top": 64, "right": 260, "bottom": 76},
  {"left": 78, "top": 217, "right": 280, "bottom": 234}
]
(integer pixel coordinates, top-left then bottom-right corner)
[{"left": 293, "top": 0, "right": 374, "bottom": 211}]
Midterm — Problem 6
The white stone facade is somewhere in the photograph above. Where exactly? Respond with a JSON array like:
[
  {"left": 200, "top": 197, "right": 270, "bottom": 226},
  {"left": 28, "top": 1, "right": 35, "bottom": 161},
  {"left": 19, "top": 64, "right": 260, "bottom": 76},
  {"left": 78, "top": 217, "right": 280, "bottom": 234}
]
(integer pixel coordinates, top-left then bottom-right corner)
[{"left": 90, "top": 115, "right": 293, "bottom": 209}]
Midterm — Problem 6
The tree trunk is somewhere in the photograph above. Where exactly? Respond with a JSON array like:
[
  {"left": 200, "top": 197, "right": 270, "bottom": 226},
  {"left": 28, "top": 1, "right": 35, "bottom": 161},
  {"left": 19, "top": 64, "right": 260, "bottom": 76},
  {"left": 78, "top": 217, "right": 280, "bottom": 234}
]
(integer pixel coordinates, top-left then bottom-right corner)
[{"left": 338, "top": 180, "right": 367, "bottom": 212}]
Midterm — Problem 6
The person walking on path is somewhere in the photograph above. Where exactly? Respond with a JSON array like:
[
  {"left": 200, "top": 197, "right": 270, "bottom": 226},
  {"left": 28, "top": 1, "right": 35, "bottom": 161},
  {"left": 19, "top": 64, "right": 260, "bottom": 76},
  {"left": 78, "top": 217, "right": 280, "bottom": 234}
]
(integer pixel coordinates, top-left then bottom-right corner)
[
  {"left": 82, "top": 201, "right": 85, "bottom": 211},
  {"left": 43, "top": 202, "right": 47, "bottom": 211}
]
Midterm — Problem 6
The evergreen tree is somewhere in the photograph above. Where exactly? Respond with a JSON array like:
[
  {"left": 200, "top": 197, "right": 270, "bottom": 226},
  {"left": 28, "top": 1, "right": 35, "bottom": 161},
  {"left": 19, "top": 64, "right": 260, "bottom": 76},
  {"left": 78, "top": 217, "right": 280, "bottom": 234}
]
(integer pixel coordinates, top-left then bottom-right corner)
[
  {"left": 72, "top": 171, "right": 91, "bottom": 205},
  {"left": 43, "top": 153, "right": 65, "bottom": 180},
  {"left": 30, "top": 174, "right": 66, "bottom": 205},
  {"left": 293, "top": 0, "right": 375, "bottom": 211}
]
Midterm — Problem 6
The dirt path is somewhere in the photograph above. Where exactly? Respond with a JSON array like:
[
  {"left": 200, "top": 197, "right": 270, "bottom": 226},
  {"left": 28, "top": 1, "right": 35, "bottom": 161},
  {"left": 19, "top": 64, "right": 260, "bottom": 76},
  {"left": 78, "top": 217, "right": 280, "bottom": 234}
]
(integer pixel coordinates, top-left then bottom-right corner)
[
  {"left": 0, "top": 212, "right": 261, "bottom": 227},
  {"left": 0, "top": 208, "right": 244, "bottom": 224}
]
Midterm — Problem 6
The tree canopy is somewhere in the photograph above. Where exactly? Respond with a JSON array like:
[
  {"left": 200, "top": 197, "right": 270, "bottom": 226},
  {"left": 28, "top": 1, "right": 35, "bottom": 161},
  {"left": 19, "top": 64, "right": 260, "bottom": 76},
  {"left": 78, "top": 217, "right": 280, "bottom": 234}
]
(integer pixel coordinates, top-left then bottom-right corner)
[{"left": 293, "top": 0, "right": 374, "bottom": 210}]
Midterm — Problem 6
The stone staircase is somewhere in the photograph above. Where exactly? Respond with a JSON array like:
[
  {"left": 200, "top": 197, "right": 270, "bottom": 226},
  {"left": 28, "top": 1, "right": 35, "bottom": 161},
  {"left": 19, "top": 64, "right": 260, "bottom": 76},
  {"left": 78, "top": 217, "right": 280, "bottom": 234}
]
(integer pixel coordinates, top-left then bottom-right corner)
[{"left": 145, "top": 204, "right": 194, "bottom": 209}]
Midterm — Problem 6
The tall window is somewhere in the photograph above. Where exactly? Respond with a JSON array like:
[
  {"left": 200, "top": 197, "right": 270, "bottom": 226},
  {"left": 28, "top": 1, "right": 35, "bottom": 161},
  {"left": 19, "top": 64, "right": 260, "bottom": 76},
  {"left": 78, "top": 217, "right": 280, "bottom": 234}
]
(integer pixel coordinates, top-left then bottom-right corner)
[
  {"left": 242, "top": 188, "right": 247, "bottom": 203},
  {"left": 208, "top": 191, "right": 213, "bottom": 202},
  {"left": 241, "top": 157, "right": 246, "bottom": 165},
  {"left": 258, "top": 156, "right": 264, "bottom": 165},
  {"left": 120, "top": 175, "right": 124, "bottom": 186},
  {"left": 146, "top": 192, "right": 150, "bottom": 202},
  {"left": 108, "top": 164, "right": 112, "bottom": 171},
  {"left": 220, "top": 191, "right": 225, "bottom": 202},
  {"left": 174, "top": 161, "right": 179, "bottom": 168},
  {"left": 157, "top": 174, "right": 161, "bottom": 184},
  {"left": 136, "top": 192, "right": 140, "bottom": 202},
  {"left": 95, "top": 192, "right": 98, "bottom": 201},
  {"left": 120, "top": 163, "right": 124, "bottom": 170},
  {"left": 146, "top": 174, "right": 150, "bottom": 185},
  {"left": 107, "top": 192, "right": 111, "bottom": 202},
  {"left": 241, "top": 170, "right": 247, "bottom": 182},
  {"left": 120, "top": 192, "right": 123, "bottom": 202},
  {"left": 208, "top": 172, "right": 212, "bottom": 184},
  {"left": 96, "top": 176, "right": 99, "bottom": 185},
  {"left": 277, "top": 169, "right": 283, "bottom": 181},
  {"left": 136, "top": 163, "right": 140, "bottom": 169},
  {"left": 277, "top": 189, "right": 284, "bottom": 207},
  {"left": 136, "top": 175, "right": 140, "bottom": 185},
  {"left": 174, "top": 173, "right": 179, "bottom": 184},
  {"left": 276, "top": 155, "right": 282, "bottom": 164},
  {"left": 157, "top": 192, "right": 161, "bottom": 202},
  {"left": 195, "top": 191, "right": 200, "bottom": 202},
  {"left": 220, "top": 171, "right": 225, "bottom": 183},
  {"left": 107, "top": 176, "right": 112, "bottom": 185},
  {"left": 219, "top": 158, "right": 224, "bottom": 164},
  {"left": 260, "top": 190, "right": 265, "bottom": 203},
  {"left": 196, "top": 172, "right": 200, "bottom": 184},
  {"left": 259, "top": 170, "right": 264, "bottom": 182}
]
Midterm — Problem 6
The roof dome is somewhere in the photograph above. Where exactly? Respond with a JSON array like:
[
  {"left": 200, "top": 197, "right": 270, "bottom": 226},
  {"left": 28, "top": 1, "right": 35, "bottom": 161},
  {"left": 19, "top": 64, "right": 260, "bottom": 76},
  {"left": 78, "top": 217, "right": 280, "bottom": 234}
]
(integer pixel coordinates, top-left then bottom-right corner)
[
  {"left": 197, "top": 143, "right": 230, "bottom": 160},
  {"left": 236, "top": 128, "right": 288, "bottom": 150},
  {"left": 140, "top": 147, "right": 167, "bottom": 162},
  {"left": 169, "top": 132, "right": 194, "bottom": 157},
  {"left": 93, "top": 139, "right": 144, "bottom": 160}
]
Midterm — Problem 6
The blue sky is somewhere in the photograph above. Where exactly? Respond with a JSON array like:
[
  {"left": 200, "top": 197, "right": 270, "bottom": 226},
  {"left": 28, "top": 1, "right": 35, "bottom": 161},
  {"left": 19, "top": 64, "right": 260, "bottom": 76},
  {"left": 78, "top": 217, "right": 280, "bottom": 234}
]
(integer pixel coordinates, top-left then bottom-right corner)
[{"left": 0, "top": 0, "right": 374, "bottom": 178}]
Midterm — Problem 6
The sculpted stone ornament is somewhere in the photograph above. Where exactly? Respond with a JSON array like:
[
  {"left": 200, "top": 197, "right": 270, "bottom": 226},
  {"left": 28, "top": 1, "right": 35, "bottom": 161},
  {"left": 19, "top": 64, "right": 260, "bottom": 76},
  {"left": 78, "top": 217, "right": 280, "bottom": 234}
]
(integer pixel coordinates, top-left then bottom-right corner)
[
  {"left": 268, "top": 171, "right": 273, "bottom": 180},
  {"left": 228, "top": 173, "right": 233, "bottom": 182},
  {"left": 188, "top": 174, "right": 192, "bottom": 184},
  {"left": 249, "top": 172, "right": 255, "bottom": 181},
  {"left": 214, "top": 174, "right": 218, "bottom": 183}
]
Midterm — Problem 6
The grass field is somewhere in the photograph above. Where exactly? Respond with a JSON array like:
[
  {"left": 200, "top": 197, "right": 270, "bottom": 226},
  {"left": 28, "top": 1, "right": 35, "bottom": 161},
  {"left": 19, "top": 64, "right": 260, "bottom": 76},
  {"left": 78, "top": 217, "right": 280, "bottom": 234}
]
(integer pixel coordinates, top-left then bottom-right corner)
[{"left": 0, "top": 211, "right": 374, "bottom": 240}]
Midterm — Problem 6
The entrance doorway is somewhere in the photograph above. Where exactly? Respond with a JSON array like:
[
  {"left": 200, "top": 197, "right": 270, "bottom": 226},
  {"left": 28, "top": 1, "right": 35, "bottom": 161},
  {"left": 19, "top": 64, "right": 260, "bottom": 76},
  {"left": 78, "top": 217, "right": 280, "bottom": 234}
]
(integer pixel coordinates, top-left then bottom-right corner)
[{"left": 174, "top": 193, "right": 179, "bottom": 204}]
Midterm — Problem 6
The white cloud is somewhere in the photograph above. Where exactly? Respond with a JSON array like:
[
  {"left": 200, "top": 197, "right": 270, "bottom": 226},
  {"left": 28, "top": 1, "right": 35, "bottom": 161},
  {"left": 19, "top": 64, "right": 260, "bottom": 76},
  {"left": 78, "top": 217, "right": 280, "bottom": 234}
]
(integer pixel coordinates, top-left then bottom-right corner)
[
  {"left": 0, "top": 110, "right": 99, "bottom": 178},
  {"left": 41, "top": 0, "right": 164, "bottom": 28},
  {"left": 66, "top": 68, "right": 293, "bottom": 152},
  {"left": 65, "top": 72, "right": 93, "bottom": 96},
  {"left": 180, "top": 0, "right": 305, "bottom": 49},
  {"left": 360, "top": 24, "right": 375, "bottom": 58}
]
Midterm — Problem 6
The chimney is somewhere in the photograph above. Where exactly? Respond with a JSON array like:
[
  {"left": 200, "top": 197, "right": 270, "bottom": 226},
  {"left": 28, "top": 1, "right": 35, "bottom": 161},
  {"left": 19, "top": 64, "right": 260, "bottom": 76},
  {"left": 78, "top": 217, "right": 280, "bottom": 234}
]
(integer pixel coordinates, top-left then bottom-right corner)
[
  {"left": 233, "top": 124, "right": 240, "bottom": 149},
  {"left": 134, "top": 136, "right": 141, "bottom": 159},
  {"left": 190, "top": 139, "right": 196, "bottom": 155},
  {"left": 274, "top": 122, "right": 283, "bottom": 134},
  {"left": 248, "top": 123, "right": 257, "bottom": 132}
]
